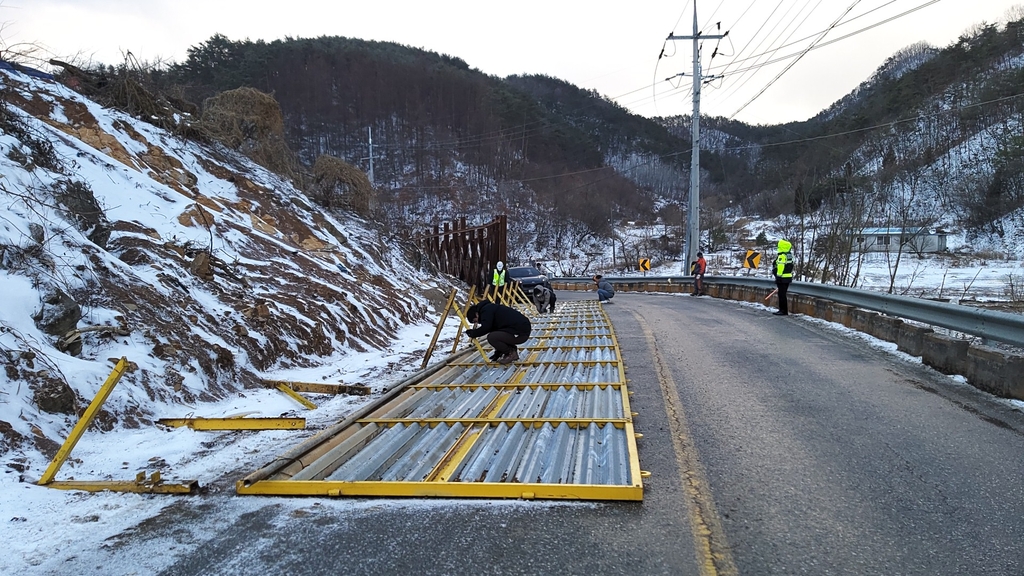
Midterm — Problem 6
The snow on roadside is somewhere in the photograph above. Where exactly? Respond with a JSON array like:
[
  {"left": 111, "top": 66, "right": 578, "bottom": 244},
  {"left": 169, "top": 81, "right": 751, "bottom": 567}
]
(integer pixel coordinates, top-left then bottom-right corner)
[{"left": 0, "top": 319, "right": 463, "bottom": 576}]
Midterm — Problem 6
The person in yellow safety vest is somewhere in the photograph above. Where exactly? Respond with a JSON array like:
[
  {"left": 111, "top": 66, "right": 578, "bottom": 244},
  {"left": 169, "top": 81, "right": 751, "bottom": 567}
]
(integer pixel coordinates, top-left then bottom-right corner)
[
  {"left": 772, "top": 239, "right": 795, "bottom": 316},
  {"left": 491, "top": 261, "right": 506, "bottom": 289}
]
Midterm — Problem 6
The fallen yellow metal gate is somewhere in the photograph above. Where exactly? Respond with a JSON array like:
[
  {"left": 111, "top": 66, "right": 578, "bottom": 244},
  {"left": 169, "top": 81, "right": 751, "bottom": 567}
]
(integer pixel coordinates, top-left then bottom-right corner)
[{"left": 237, "top": 300, "right": 644, "bottom": 500}]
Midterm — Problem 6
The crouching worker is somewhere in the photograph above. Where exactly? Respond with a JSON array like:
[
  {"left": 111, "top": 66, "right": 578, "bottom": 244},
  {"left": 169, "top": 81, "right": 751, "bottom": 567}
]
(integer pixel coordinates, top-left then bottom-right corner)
[
  {"left": 594, "top": 275, "right": 615, "bottom": 303},
  {"left": 466, "top": 302, "right": 532, "bottom": 365},
  {"left": 531, "top": 284, "right": 557, "bottom": 314}
]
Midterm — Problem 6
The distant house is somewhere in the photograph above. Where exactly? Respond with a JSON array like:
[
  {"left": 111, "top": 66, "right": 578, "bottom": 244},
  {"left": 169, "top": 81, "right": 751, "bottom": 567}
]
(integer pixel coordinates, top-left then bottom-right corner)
[{"left": 851, "top": 227, "right": 947, "bottom": 254}]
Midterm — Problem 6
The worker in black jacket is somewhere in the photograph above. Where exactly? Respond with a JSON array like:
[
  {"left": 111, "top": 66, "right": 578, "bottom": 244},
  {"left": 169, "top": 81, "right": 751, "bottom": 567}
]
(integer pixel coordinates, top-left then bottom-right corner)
[{"left": 465, "top": 301, "right": 532, "bottom": 364}]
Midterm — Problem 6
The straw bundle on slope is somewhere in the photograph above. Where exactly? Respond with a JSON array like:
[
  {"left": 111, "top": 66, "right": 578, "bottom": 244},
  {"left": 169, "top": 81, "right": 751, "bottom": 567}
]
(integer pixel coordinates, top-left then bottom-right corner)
[
  {"left": 311, "top": 155, "right": 375, "bottom": 216},
  {"left": 200, "top": 87, "right": 298, "bottom": 179}
]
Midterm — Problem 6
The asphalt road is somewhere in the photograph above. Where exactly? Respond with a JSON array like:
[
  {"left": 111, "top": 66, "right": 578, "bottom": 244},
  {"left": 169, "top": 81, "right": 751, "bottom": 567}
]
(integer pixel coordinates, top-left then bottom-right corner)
[{"left": 119, "top": 291, "right": 1024, "bottom": 576}]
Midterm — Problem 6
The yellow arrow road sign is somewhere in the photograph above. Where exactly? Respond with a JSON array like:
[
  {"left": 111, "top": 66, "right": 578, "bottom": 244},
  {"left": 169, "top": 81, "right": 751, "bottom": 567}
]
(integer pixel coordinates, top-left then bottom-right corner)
[{"left": 744, "top": 250, "right": 762, "bottom": 269}]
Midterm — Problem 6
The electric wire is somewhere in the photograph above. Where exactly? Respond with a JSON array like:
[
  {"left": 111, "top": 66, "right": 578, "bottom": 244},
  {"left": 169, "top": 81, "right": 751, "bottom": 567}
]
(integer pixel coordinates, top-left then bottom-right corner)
[
  {"left": 707, "top": 0, "right": 900, "bottom": 73},
  {"left": 730, "top": 0, "right": 866, "bottom": 119},
  {"left": 721, "top": 90, "right": 1024, "bottom": 152},
  {"left": 716, "top": 0, "right": 824, "bottom": 104},
  {"left": 396, "top": 87, "right": 1024, "bottom": 192},
  {"left": 347, "top": 1, "right": 952, "bottom": 186},
  {"left": 714, "top": 0, "right": 942, "bottom": 78}
]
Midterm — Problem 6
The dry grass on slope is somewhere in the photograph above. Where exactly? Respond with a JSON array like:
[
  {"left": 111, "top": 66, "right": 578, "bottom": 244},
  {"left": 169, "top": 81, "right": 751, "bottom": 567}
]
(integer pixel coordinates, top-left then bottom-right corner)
[{"left": 199, "top": 87, "right": 299, "bottom": 181}]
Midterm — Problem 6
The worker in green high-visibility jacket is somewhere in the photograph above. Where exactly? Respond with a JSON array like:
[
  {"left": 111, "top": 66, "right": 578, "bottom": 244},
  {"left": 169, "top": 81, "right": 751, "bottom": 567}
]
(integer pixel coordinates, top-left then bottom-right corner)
[
  {"left": 491, "top": 261, "right": 506, "bottom": 288},
  {"left": 772, "top": 239, "right": 795, "bottom": 316}
]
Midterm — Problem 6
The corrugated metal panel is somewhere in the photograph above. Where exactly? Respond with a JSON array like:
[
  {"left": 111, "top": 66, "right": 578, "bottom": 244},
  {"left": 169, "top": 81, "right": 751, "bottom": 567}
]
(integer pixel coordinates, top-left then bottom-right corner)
[{"left": 237, "top": 299, "right": 644, "bottom": 500}]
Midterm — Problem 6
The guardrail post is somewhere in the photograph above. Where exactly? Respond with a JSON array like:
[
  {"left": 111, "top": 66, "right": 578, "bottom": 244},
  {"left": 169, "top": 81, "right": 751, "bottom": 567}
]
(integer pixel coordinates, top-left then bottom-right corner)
[
  {"left": 966, "top": 348, "right": 1024, "bottom": 398},
  {"left": 832, "top": 303, "right": 855, "bottom": 327},
  {"left": 896, "top": 325, "right": 933, "bottom": 357},
  {"left": 868, "top": 315, "right": 903, "bottom": 343},
  {"left": 921, "top": 333, "right": 970, "bottom": 376}
]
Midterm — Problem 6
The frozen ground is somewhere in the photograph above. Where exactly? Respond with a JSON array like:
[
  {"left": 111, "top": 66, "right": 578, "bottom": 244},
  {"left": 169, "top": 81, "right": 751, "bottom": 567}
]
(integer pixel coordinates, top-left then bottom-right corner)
[
  {"left": 0, "top": 319, "right": 466, "bottom": 575},
  {"left": 4, "top": 291, "right": 1022, "bottom": 576}
]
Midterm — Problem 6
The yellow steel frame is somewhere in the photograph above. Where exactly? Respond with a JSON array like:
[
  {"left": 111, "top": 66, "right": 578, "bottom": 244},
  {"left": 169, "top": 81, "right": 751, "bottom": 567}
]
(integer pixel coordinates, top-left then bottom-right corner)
[
  {"left": 412, "top": 382, "right": 623, "bottom": 390},
  {"left": 157, "top": 417, "right": 306, "bottom": 430},
  {"left": 47, "top": 472, "right": 199, "bottom": 494},
  {"left": 448, "top": 360, "right": 620, "bottom": 368},
  {"left": 451, "top": 304, "right": 494, "bottom": 365},
  {"left": 450, "top": 285, "right": 478, "bottom": 354},
  {"left": 422, "top": 287, "right": 457, "bottom": 369},
  {"left": 276, "top": 384, "right": 317, "bottom": 410},
  {"left": 425, "top": 377, "right": 514, "bottom": 482},
  {"left": 237, "top": 300, "right": 645, "bottom": 502},
  {"left": 359, "top": 418, "right": 630, "bottom": 428},
  {"left": 237, "top": 479, "right": 643, "bottom": 501},
  {"left": 38, "top": 358, "right": 129, "bottom": 485},
  {"left": 38, "top": 358, "right": 198, "bottom": 494},
  {"left": 265, "top": 380, "right": 369, "bottom": 395}
]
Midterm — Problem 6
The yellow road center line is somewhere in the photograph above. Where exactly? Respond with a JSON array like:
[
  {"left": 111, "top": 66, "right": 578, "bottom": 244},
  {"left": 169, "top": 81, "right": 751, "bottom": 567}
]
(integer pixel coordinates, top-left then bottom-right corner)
[{"left": 632, "top": 311, "right": 738, "bottom": 576}]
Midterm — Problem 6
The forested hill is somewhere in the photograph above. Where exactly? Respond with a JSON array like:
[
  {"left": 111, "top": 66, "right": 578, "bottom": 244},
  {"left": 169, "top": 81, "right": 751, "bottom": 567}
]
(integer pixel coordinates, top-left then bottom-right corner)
[
  {"left": 145, "top": 19, "right": 1024, "bottom": 258},
  {"left": 684, "top": 18, "right": 1024, "bottom": 239},
  {"left": 158, "top": 34, "right": 690, "bottom": 239}
]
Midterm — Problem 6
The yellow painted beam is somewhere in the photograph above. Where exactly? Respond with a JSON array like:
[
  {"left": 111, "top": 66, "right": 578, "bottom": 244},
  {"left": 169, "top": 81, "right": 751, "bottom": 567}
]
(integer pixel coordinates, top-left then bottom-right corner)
[
  {"left": 448, "top": 359, "right": 620, "bottom": 367},
  {"left": 426, "top": 389, "right": 513, "bottom": 482},
  {"left": 357, "top": 417, "right": 628, "bottom": 428},
  {"left": 46, "top": 477, "right": 198, "bottom": 494},
  {"left": 39, "top": 357, "right": 129, "bottom": 485},
  {"left": 411, "top": 382, "right": 623, "bottom": 390},
  {"left": 451, "top": 304, "right": 494, "bottom": 364},
  {"left": 426, "top": 427, "right": 486, "bottom": 482},
  {"left": 513, "top": 343, "right": 614, "bottom": 350},
  {"left": 608, "top": 315, "right": 646, "bottom": 499},
  {"left": 450, "top": 285, "right": 478, "bottom": 354},
  {"left": 265, "top": 381, "right": 369, "bottom": 396},
  {"left": 157, "top": 417, "right": 306, "bottom": 430},
  {"left": 276, "top": 384, "right": 317, "bottom": 410},
  {"left": 236, "top": 479, "right": 643, "bottom": 501},
  {"left": 422, "top": 288, "right": 458, "bottom": 369}
]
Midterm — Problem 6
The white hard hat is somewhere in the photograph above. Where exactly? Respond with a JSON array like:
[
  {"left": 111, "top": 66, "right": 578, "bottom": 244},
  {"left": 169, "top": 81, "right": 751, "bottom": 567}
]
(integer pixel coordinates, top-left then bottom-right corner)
[{"left": 496, "top": 261, "right": 504, "bottom": 270}]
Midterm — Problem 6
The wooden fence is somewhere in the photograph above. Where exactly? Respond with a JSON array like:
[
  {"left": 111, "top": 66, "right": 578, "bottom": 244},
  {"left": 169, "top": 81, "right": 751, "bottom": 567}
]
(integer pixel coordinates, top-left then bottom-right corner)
[{"left": 416, "top": 216, "right": 506, "bottom": 289}]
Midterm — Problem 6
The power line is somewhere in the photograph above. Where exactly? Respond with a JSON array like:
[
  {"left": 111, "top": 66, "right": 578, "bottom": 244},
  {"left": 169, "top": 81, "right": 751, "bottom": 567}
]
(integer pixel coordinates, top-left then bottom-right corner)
[
  {"left": 730, "top": 0, "right": 865, "bottom": 119},
  {"left": 716, "top": 0, "right": 825, "bottom": 104},
  {"left": 707, "top": 0, "right": 900, "bottom": 73},
  {"left": 721, "top": 90, "right": 1024, "bottom": 152},
  {"left": 712, "top": 0, "right": 941, "bottom": 79},
  {"left": 396, "top": 88, "right": 1024, "bottom": 193}
]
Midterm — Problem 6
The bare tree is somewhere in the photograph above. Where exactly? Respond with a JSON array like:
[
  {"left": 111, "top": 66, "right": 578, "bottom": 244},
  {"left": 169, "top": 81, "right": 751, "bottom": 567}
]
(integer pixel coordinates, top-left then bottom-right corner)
[{"left": 880, "top": 165, "right": 938, "bottom": 294}]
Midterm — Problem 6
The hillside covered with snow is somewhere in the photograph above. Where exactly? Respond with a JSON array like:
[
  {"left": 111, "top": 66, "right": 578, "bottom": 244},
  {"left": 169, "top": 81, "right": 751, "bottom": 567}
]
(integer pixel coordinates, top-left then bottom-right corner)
[{"left": 0, "top": 66, "right": 459, "bottom": 480}]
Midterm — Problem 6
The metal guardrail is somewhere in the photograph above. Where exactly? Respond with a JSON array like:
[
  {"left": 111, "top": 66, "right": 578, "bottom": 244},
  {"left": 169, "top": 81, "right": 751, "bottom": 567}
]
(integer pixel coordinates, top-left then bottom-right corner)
[{"left": 552, "top": 275, "right": 1024, "bottom": 349}]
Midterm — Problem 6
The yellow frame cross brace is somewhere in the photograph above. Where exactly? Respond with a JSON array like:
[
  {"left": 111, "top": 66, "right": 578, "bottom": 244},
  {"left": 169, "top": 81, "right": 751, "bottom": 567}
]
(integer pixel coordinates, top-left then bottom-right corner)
[
  {"left": 157, "top": 417, "right": 307, "bottom": 430},
  {"left": 37, "top": 357, "right": 199, "bottom": 494}
]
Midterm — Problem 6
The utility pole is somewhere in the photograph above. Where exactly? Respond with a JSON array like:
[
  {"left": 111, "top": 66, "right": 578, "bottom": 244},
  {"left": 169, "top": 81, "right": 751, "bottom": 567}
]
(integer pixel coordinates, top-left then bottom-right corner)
[
  {"left": 360, "top": 126, "right": 375, "bottom": 185},
  {"left": 668, "top": 5, "right": 725, "bottom": 275},
  {"left": 367, "top": 126, "right": 374, "bottom": 185}
]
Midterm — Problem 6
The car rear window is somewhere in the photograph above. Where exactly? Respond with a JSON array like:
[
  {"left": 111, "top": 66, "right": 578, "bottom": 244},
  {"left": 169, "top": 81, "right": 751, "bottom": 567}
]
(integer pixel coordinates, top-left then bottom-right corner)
[{"left": 510, "top": 267, "right": 541, "bottom": 276}]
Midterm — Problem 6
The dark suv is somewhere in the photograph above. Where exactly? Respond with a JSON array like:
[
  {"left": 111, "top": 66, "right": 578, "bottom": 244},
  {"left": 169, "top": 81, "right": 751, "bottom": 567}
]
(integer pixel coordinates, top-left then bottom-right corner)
[{"left": 507, "top": 266, "right": 550, "bottom": 291}]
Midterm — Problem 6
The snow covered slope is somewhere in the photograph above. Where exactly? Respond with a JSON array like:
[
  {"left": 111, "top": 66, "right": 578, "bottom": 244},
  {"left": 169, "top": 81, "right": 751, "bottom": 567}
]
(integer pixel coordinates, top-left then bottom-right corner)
[{"left": 0, "top": 67, "right": 456, "bottom": 475}]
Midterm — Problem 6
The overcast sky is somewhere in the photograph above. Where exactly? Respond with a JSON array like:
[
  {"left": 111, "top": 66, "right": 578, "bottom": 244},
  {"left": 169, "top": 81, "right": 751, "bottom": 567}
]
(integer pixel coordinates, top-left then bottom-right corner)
[{"left": 4, "top": 0, "right": 1023, "bottom": 125}]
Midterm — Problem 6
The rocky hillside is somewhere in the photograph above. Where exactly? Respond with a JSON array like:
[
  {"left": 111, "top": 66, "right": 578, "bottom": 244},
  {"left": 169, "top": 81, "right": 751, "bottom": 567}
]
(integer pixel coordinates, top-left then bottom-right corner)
[{"left": 0, "top": 67, "right": 456, "bottom": 466}]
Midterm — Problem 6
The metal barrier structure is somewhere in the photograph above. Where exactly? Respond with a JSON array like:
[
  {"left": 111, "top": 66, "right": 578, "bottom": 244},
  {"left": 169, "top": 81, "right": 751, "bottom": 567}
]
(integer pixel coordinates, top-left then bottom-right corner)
[
  {"left": 237, "top": 300, "right": 646, "bottom": 501},
  {"left": 552, "top": 276, "right": 1024, "bottom": 349},
  {"left": 39, "top": 358, "right": 199, "bottom": 494}
]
